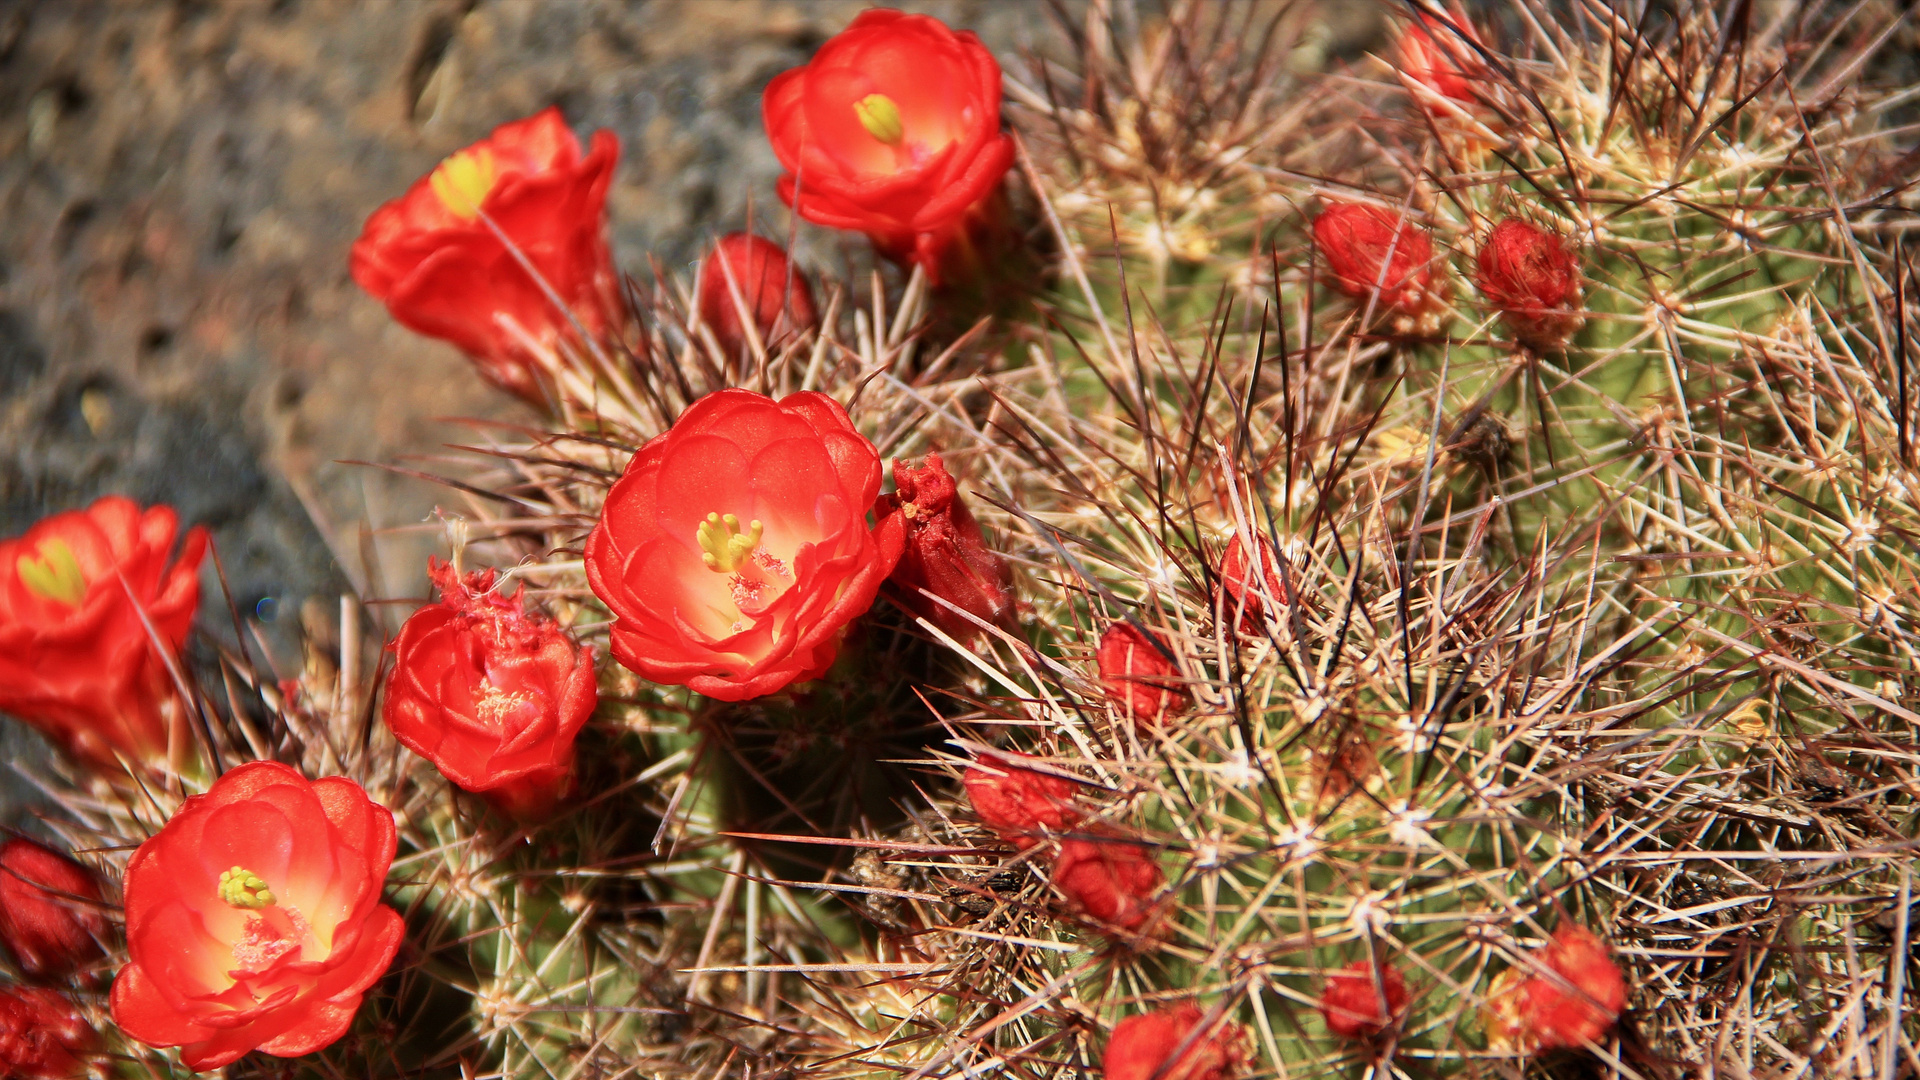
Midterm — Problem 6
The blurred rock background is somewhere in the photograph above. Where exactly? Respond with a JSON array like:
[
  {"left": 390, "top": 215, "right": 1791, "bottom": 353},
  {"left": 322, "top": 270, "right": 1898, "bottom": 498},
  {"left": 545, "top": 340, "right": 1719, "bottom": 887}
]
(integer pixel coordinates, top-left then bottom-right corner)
[{"left": 0, "top": 0, "right": 1382, "bottom": 824}]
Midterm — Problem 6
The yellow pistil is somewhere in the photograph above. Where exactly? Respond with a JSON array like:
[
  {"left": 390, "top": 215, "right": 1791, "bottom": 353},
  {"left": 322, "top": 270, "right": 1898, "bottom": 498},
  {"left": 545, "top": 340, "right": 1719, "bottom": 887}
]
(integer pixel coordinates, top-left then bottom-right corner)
[
  {"left": 854, "top": 94, "right": 904, "bottom": 146},
  {"left": 217, "top": 866, "right": 275, "bottom": 909},
  {"left": 696, "top": 512, "right": 764, "bottom": 574},
  {"left": 16, "top": 538, "right": 87, "bottom": 608},
  {"left": 428, "top": 146, "right": 498, "bottom": 220}
]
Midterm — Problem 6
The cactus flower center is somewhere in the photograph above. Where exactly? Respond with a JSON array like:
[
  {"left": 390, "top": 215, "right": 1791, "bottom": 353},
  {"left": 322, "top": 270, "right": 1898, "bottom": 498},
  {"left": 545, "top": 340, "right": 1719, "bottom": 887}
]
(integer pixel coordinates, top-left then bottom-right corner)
[
  {"left": 16, "top": 538, "right": 88, "bottom": 608},
  {"left": 697, "top": 513, "right": 765, "bottom": 573},
  {"left": 217, "top": 866, "right": 275, "bottom": 910},
  {"left": 854, "top": 94, "right": 905, "bottom": 146},
  {"left": 429, "top": 147, "right": 498, "bottom": 220}
]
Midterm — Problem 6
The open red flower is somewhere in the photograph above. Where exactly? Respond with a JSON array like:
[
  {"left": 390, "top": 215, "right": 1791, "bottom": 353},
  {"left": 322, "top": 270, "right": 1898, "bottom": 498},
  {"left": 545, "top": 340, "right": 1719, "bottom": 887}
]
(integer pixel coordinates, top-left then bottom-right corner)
[
  {"left": 874, "top": 451, "right": 1014, "bottom": 640},
  {"left": 763, "top": 9, "right": 1014, "bottom": 281},
  {"left": 586, "top": 389, "right": 906, "bottom": 702},
  {"left": 698, "top": 233, "right": 818, "bottom": 359},
  {"left": 1052, "top": 837, "right": 1163, "bottom": 932},
  {"left": 0, "top": 986, "right": 94, "bottom": 1080},
  {"left": 110, "top": 761, "right": 404, "bottom": 1070},
  {"left": 351, "top": 107, "right": 622, "bottom": 405},
  {"left": 0, "top": 497, "right": 207, "bottom": 770},
  {"left": 0, "top": 838, "right": 107, "bottom": 979},
  {"left": 1314, "top": 203, "right": 1444, "bottom": 327},
  {"left": 1475, "top": 219, "right": 1584, "bottom": 351},
  {"left": 1484, "top": 925, "right": 1628, "bottom": 1052},
  {"left": 1105, "top": 1003, "right": 1247, "bottom": 1080},
  {"left": 963, "top": 752, "right": 1081, "bottom": 850},
  {"left": 1098, "top": 622, "right": 1187, "bottom": 727},
  {"left": 383, "top": 560, "right": 597, "bottom": 821},
  {"left": 1218, "top": 531, "right": 1290, "bottom": 632},
  {"left": 1321, "top": 959, "right": 1408, "bottom": 1038}
]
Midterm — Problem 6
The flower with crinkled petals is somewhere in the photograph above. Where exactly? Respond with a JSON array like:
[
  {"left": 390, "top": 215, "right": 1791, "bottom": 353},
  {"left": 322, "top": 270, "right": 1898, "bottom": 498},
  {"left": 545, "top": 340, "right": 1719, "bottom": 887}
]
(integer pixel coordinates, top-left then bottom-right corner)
[
  {"left": 585, "top": 389, "right": 906, "bottom": 702},
  {"left": 0, "top": 496, "right": 207, "bottom": 771},
  {"left": 1097, "top": 622, "right": 1187, "bottom": 727},
  {"left": 1321, "top": 959, "right": 1408, "bottom": 1038},
  {"left": 0, "top": 838, "right": 108, "bottom": 979},
  {"left": 1397, "top": 12, "right": 1484, "bottom": 110},
  {"left": 1218, "top": 531, "right": 1291, "bottom": 632},
  {"left": 698, "top": 233, "right": 818, "bottom": 360},
  {"left": 0, "top": 986, "right": 94, "bottom": 1080},
  {"left": 963, "top": 752, "right": 1080, "bottom": 850},
  {"left": 351, "top": 107, "right": 622, "bottom": 406},
  {"left": 874, "top": 451, "right": 1014, "bottom": 640},
  {"left": 1104, "top": 1003, "right": 1247, "bottom": 1080},
  {"left": 762, "top": 9, "right": 1014, "bottom": 282},
  {"left": 1313, "top": 202, "right": 1445, "bottom": 331},
  {"left": 1483, "top": 925, "right": 1628, "bottom": 1052},
  {"left": 1052, "top": 837, "right": 1164, "bottom": 932},
  {"left": 383, "top": 559, "right": 597, "bottom": 821},
  {"left": 1474, "top": 218, "right": 1585, "bottom": 351},
  {"left": 109, "top": 762, "right": 405, "bottom": 1071}
]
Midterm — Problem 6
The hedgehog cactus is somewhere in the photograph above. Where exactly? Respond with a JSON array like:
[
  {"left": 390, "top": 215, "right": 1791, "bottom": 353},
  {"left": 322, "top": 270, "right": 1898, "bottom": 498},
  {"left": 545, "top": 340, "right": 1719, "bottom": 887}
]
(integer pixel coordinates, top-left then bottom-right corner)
[{"left": 5, "top": 3, "right": 1916, "bottom": 1080}]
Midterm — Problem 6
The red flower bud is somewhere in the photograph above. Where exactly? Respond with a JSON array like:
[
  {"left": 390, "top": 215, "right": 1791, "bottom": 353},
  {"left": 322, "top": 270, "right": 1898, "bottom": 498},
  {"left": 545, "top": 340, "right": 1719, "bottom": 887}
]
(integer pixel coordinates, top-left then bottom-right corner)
[
  {"left": 963, "top": 752, "right": 1080, "bottom": 850},
  {"left": 0, "top": 839, "right": 107, "bottom": 979},
  {"left": 1320, "top": 959, "right": 1408, "bottom": 1038},
  {"left": 585, "top": 389, "right": 906, "bottom": 701},
  {"left": 698, "top": 233, "right": 818, "bottom": 359},
  {"left": 1313, "top": 203, "right": 1442, "bottom": 322},
  {"left": 351, "top": 107, "right": 622, "bottom": 405},
  {"left": 1218, "top": 532, "right": 1290, "bottom": 631},
  {"left": 762, "top": 10, "right": 1015, "bottom": 282},
  {"left": 1484, "top": 925, "right": 1627, "bottom": 1052},
  {"left": 1052, "top": 837, "right": 1163, "bottom": 932},
  {"left": 875, "top": 452, "right": 1014, "bottom": 640},
  {"left": 0, "top": 496, "right": 207, "bottom": 770},
  {"left": 1474, "top": 219, "right": 1584, "bottom": 351},
  {"left": 1097, "top": 622, "right": 1187, "bottom": 726},
  {"left": 383, "top": 560, "right": 598, "bottom": 821},
  {"left": 0, "top": 986, "right": 94, "bottom": 1080},
  {"left": 110, "top": 761, "right": 405, "bottom": 1070},
  {"left": 1397, "top": 15, "right": 1481, "bottom": 107},
  {"left": 1105, "top": 1003, "right": 1247, "bottom": 1080}
]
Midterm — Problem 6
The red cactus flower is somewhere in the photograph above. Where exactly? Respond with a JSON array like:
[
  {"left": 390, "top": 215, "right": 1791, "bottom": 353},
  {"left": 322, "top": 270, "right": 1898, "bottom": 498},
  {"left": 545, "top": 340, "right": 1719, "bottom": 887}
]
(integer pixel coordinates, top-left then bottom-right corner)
[
  {"left": 874, "top": 451, "right": 1014, "bottom": 640},
  {"left": 0, "top": 838, "right": 107, "bottom": 979},
  {"left": 110, "top": 761, "right": 405, "bottom": 1070},
  {"left": 585, "top": 389, "right": 906, "bottom": 702},
  {"left": 1321, "top": 959, "right": 1408, "bottom": 1038},
  {"left": 698, "top": 233, "right": 819, "bottom": 359},
  {"left": 1097, "top": 622, "right": 1187, "bottom": 726},
  {"left": 1484, "top": 925, "right": 1628, "bottom": 1052},
  {"left": 1474, "top": 218, "right": 1584, "bottom": 351},
  {"left": 1313, "top": 203, "right": 1443, "bottom": 325},
  {"left": 1397, "top": 14, "right": 1482, "bottom": 107},
  {"left": 763, "top": 9, "right": 1015, "bottom": 282},
  {"left": 1105, "top": 1003, "right": 1247, "bottom": 1080},
  {"left": 383, "top": 560, "right": 597, "bottom": 821},
  {"left": 1218, "top": 531, "right": 1290, "bottom": 632},
  {"left": 0, "top": 986, "right": 94, "bottom": 1080},
  {"left": 0, "top": 497, "right": 207, "bottom": 770},
  {"left": 351, "top": 107, "right": 622, "bottom": 405},
  {"left": 1053, "top": 837, "right": 1164, "bottom": 932},
  {"left": 963, "top": 752, "right": 1081, "bottom": 850}
]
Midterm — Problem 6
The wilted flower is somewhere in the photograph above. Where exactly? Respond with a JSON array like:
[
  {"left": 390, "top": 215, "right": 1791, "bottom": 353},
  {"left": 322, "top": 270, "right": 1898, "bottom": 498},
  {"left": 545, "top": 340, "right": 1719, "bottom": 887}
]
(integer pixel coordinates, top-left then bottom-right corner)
[
  {"left": 110, "top": 761, "right": 405, "bottom": 1070},
  {"left": 351, "top": 107, "right": 622, "bottom": 405},
  {"left": 1218, "top": 531, "right": 1290, "bottom": 632},
  {"left": 875, "top": 451, "right": 1014, "bottom": 639},
  {"left": 1097, "top": 622, "right": 1186, "bottom": 726},
  {"left": 1313, "top": 202, "right": 1444, "bottom": 328},
  {"left": 1105, "top": 1003, "right": 1247, "bottom": 1080},
  {"left": 1321, "top": 959, "right": 1408, "bottom": 1038},
  {"left": 0, "top": 838, "right": 107, "bottom": 979},
  {"left": 1397, "top": 13, "right": 1482, "bottom": 108},
  {"left": 1053, "top": 837, "right": 1163, "bottom": 932},
  {"left": 1474, "top": 218, "right": 1585, "bottom": 351},
  {"left": 762, "top": 9, "right": 1014, "bottom": 281},
  {"left": 1484, "top": 925, "right": 1628, "bottom": 1052},
  {"left": 697, "top": 233, "right": 818, "bottom": 359},
  {"left": 383, "top": 559, "right": 597, "bottom": 821},
  {"left": 963, "top": 752, "right": 1081, "bottom": 850},
  {"left": 0, "top": 986, "right": 93, "bottom": 1080},
  {"left": 0, "top": 496, "right": 207, "bottom": 770},
  {"left": 585, "top": 389, "right": 905, "bottom": 701}
]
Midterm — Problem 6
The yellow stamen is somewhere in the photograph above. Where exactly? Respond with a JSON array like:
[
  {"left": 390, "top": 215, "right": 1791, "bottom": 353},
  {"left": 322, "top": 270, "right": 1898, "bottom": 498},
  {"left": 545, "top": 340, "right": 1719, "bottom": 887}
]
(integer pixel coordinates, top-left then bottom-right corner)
[
  {"left": 16, "top": 538, "right": 87, "bottom": 608},
  {"left": 696, "top": 512, "right": 763, "bottom": 574},
  {"left": 217, "top": 866, "right": 275, "bottom": 909},
  {"left": 428, "top": 147, "right": 498, "bottom": 220},
  {"left": 854, "top": 94, "right": 904, "bottom": 146}
]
